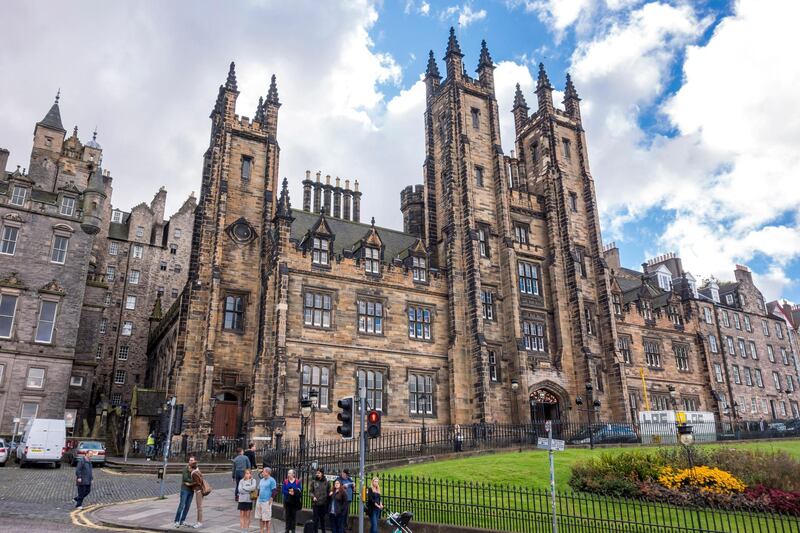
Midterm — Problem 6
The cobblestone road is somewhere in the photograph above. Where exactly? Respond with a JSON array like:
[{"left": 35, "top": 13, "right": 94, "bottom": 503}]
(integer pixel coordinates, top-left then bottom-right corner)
[{"left": 0, "top": 463, "right": 233, "bottom": 531}]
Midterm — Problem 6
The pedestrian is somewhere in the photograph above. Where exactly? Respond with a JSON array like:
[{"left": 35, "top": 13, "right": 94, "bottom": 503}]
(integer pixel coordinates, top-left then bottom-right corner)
[
  {"left": 329, "top": 479, "right": 348, "bottom": 533},
  {"left": 245, "top": 442, "right": 257, "bottom": 469},
  {"left": 335, "top": 469, "right": 354, "bottom": 531},
  {"left": 255, "top": 466, "right": 277, "bottom": 533},
  {"left": 190, "top": 458, "right": 207, "bottom": 529},
  {"left": 759, "top": 417, "right": 766, "bottom": 433},
  {"left": 453, "top": 424, "right": 464, "bottom": 452},
  {"left": 238, "top": 468, "right": 258, "bottom": 533},
  {"left": 366, "top": 477, "right": 384, "bottom": 533},
  {"left": 173, "top": 456, "right": 196, "bottom": 528},
  {"left": 282, "top": 469, "right": 303, "bottom": 533},
  {"left": 146, "top": 431, "right": 156, "bottom": 461},
  {"left": 232, "top": 447, "right": 250, "bottom": 501},
  {"left": 310, "top": 468, "right": 330, "bottom": 533},
  {"left": 74, "top": 450, "right": 94, "bottom": 510}
]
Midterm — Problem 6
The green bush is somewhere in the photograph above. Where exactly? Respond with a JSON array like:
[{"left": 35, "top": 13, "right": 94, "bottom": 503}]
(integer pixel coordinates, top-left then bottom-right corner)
[
  {"left": 569, "top": 450, "right": 663, "bottom": 496},
  {"left": 707, "top": 448, "right": 800, "bottom": 492}
]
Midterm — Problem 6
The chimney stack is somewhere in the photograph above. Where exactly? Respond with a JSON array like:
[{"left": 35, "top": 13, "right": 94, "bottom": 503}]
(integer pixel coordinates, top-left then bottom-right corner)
[
  {"left": 333, "top": 176, "right": 342, "bottom": 218},
  {"left": 323, "top": 174, "right": 332, "bottom": 216},
  {"left": 302, "top": 170, "right": 313, "bottom": 211},
  {"left": 343, "top": 179, "right": 352, "bottom": 221},
  {"left": 313, "top": 171, "right": 322, "bottom": 213},
  {"left": 353, "top": 180, "right": 362, "bottom": 223}
]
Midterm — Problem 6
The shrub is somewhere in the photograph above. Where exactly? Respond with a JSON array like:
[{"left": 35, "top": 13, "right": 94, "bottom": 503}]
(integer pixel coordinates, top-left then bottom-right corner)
[
  {"left": 707, "top": 448, "right": 800, "bottom": 492},
  {"left": 658, "top": 465, "right": 746, "bottom": 494},
  {"left": 745, "top": 485, "right": 800, "bottom": 516}
]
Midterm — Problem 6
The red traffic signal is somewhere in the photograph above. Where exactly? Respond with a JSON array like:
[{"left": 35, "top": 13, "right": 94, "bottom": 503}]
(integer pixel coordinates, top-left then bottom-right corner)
[{"left": 366, "top": 409, "right": 381, "bottom": 439}]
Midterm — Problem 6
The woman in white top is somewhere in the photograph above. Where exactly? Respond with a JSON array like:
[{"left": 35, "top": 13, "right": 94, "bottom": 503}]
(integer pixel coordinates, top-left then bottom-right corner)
[{"left": 237, "top": 469, "right": 258, "bottom": 533}]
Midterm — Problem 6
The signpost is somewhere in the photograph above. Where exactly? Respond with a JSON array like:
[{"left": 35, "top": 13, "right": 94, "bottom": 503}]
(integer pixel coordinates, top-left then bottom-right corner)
[
  {"left": 358, "top": 386, "right": 366, "bottom": 533},
  {"left": 535, "top": 420, "right": 563, "bottom": 533},
  {"left": 158, "top": 397, "right": 176, "bottom": 499}
]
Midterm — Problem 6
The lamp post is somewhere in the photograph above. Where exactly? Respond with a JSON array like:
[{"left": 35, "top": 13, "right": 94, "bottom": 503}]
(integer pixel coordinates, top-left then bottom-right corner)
[
  {"left": 420, "top": 394, "right": 428, "bottom": 447},
  {"left": 575, "top": 382, "right": 601, "bottom": 449},
  {"left": 511, "top": 379, "right": 520, "bottom": 426},
  {"left": 309, "top": 389, "right": 319, "bottom": 447},
  {"left": 676, "top": 423, "right": 702, "bottom": 527}
]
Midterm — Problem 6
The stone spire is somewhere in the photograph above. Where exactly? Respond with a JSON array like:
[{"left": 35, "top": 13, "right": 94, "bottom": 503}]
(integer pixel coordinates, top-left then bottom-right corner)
[
  {"left": 512, "top": 83, "right": 530, "bottom": 134},
  {"left": 225, "top": 61, "right": 238, "bottom": 91},
  {"left": 563, "top": 73, "right": 581, "bottom": 120},
  {"left": 425, "top": 50, "right": 441, "bottom": 79},
  {"left": 276, "top": 177, "right": 293, "bottom": 219},
  {"left": 254, "top": 96, "right": 265, "bottom": 123},
  {"left": 535, "top": 62, "right": 554, "bottom": 113},
  {"left": 477, "top": 40, "right": 493, "bottom": 70},
  {"left": 477, "top": 39, "right": 495, "bottom": 89},
  {"left": 266, "top": 74, "right": 280, "bottom": 105},
  {"left": 38, "top": 89, "right": 65, "bottom": 132},
  {"left": 444, "top": 26, "right": 464, "bottom": 80}
]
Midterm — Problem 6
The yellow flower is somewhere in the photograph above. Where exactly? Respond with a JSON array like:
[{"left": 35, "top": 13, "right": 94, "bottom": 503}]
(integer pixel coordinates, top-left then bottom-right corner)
[{"left": 658, "top": 465, "right": 745, "bottom": 494}]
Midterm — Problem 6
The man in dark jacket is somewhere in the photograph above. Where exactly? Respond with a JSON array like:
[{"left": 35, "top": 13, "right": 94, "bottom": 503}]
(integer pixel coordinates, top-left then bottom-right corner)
[
  {"left": 74, "top": 451, "right": 94, "bottom": 509},
  {"left": 310, "top": 469, "right": 330, "bottom": 533},
  {"left": 232, "top": 448, "right": 250, "bottom": 500},
  {"left": 244, "top": 442, "right": 257, "bottom": 469}
]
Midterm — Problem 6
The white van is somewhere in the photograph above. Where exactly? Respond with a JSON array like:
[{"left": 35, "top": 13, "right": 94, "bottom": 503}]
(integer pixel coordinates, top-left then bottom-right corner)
[{"left": 16, "top": 418, "right": 66, "bottom": 468}]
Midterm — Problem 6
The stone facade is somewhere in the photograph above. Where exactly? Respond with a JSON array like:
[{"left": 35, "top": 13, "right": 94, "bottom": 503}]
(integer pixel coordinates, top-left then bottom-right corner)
[
  {"left": 0, "top": 95, "right": 110, "bottom": 435},
  {"left": 147, "top": 32, "right": 797, "bottom": 443}
]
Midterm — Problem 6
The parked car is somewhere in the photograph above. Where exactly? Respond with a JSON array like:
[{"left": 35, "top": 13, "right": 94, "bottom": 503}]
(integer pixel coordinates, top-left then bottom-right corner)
[
  {"left": 568, "top": 424, "right": 639, "bottom": 445},
  {"left": 15, "top": 418, "right": 67, "bottom": 468},
  {"left": 767, "top": 422, "right": 788, "bottom": 435},
  {"left": 783, "top": 419, "right": 800, "bottom": 436},
  {"left": 66, "top": 440, "right": 106, "bottom": 466},
  {"left": 0, "top": 438, "right": 8, "bottom": 466}
]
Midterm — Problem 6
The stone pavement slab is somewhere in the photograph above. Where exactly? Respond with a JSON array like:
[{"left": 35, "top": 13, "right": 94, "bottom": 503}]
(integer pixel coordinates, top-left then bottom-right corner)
[{"left": 89, "top": 490, "right": 286, "bottom": 532}]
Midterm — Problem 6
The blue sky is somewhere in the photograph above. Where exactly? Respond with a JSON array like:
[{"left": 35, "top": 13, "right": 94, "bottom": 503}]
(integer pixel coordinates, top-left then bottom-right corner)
[{"left": 1, "top": 0, "right": 797, "bottom": 301}]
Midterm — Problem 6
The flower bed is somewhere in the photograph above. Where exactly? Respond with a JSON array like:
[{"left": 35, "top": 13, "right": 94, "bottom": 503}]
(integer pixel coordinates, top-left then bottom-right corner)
[{"left": 569, "top": 447, "right": 800, "bottom": 515}]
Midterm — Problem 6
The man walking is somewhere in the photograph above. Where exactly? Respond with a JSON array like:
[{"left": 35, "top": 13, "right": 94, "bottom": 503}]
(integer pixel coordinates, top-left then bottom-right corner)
[
  {"left": 310, "top": 468, "right": 330, "bottom": 533},
  {"left": 232, "top": 448, "right": 250, "bottom": 501},
  {"left": 74, "top": 450, "right": 94, "bottom": 510},
  {"left": 335, "top": 469, "right": 354, "bottom": 531},
  {"left": 174, "top": 456, "right": 196, "bottom": 528},
  {"left": 145, "top": 431, "right": 156, "bottom": 461},
  {"left": 245, "top": 442, "right": 257, "bottom": 469}
]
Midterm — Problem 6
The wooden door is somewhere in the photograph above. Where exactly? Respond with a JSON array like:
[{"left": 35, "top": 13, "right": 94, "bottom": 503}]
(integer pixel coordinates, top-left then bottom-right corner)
[{"left": 213, "top": 401, "right": 239, "bottom": 437}]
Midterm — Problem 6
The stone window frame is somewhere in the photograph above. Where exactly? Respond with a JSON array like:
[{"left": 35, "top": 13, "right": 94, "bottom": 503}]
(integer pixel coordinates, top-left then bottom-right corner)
[
  {"left": 708, "top": 334, "right": 719, "bottom": 353},
  {"left": 781, "top": 347, "right": 790, "bottom": 365},
  {"left": 743, "top": 366, "right": 753, "bottom": 387},
  {"left": 744, "top": 314, "right": 752, "bottom": 332},
  {"left": 0, "top": 288, "right": 21, "bottom": 340},
  {"left": 786, "top": 374, "right": 795, "bottom": 393},
  {"left": 754, "top": 368, "right": 764, "bottom": 388},
  {"left": 222, "top": 291, "right": 247, "bottom": 334},
  {"left": 561, "top": 137, "right": 571, "bottom": 160},
  {"left": 132, "top": 244, "right": 143, "bottom": 259},
  {"left": 773, "top": 371, "right": 782, "bottom": 392},
  {"left": 522, "top": 312, "right": 547, "bottom": 353},
  {"left": 477, "top": 224, "right": 490, "bottom": 258},
  {"left": 118, "top": 345, "right": 129, "bottom": 360},
  {"left": 105, "top": 265, "right": 116, "bottom": 282},
  {"left": 411, "top": 255, "right": 427, "bottom": 283},
  {"left": 363, "top": 246, "right": 381, "bottom": 275},
  {"left": 356, "top": 364, "right": 389, "bottom": 414},
  {"left": 25, "top": 366, "right": 46, "bottom": 390},
  {"left": 311, "top": 236, "right": 331, "bottom": 267},
  {"left": 69, "top": 375, "right": 84, "bottom": 388},
  {"left": 731, "top": 364, "right": 741, "bottom": 384},
  {"left": 737, "top": 338, "right": 747, "bottom": 359},
  {"left": 108, "top": 241, "right": 119, "bottom": 256},
  {"left": 111, "top": 210, "right": 123, "bottom": 224},
  {"left": 34, "top": 295, "right": 60, "bottom": 345},
  {"left": 114, "top": 369, "right": 126, "bottom": 385},
  {"left": 488, "top": 347, "right": 501, "bottom": 383},
  {"left": 174, "top": 228, "right": 182, "bottom": 239},
  {"left": 721, "top": 310, "right": 730, "bottom": 328},
  {"left": 125, "top": 295, "right": 136, "bottom": 310},
  {"left": 357, "top": 296, "right": 385, "bottom": 336},
  {"left": 470, "top": 107, "right": 480, "bottom": 130},
  {"left": 733, "top": 313, "right": 741, "bottom": 330},
  {"left": 584, "top": 303, "right": 596, "bottom": 336},
  {"left": 299, "top": 359, "right": 333, "bottom": 412},
  {"left": 475, "top": 165, "right": 484, "bottom": 187},
  {"left": 241, "top": 155, "right": 253, "bottom": 182},
  {"left": 9, "top": 185, "right": 28, "bottom": 206},
  {"left": 513, "top": 222, "right": 529, "bottom": 245},
  {"left": 110, "top": 392, "right": 123, "bottom": 406},
  {"left": 776, "top": 322, "right": 784, "bottom": 339},
  {"left": 713, "top": 363, "right": 724, "bottom": 383},
  {"left": 762, "top": 319, "right": 770, "bottom": 337},
  {"left": 518, "top": 261, "right": 542, "bottom": 296},
  {"left": 681, "top": 396, "right": 700, "bottom": 411},
  {"left": 171, "top": 288, "right": 179, "bottom": 298},
  {"left": 725, "top": 336, "right": 736, "bottom": 355},
  {"left": 618, "top": 334, "right": 633, "bottom": 365},
  {"left": 169, "top": 243, "right": 178, "bottom": 255},
  {"left": 128, "top": 270, "right": 140, "bottom": 285},
  {"left": 121, "top": 320, "right": 134, "bottom": 336},
  {"left": 703, "top": 307, "right": 713, "bottom": 324},
  {"left": 748, "top": 341, "right": 758, "bottom": 360},
  {"left": 481, "top": 289, "right": 495, "bottom": 321},
  {"left": 612, "top": 293, "right": 623, "bottom": 317},
  {"left": 50, "top": 227, "right": 72, "bottom": 265},
  {"left": 302, "top": 286, "right": 335, "bottom": 330},
  {"left": 643, "top": 338, "right": 662, "bottom": 369},
  {"left": 135, "top": 226, "right": 145, "bottom": 238},
  {"left": 569, "top": 191, "right": 578, "bottom": 213},
  {"left": 767, "top": 344, "right": 775, "bottom": 362},
  {"left": 59, "top": 195, "right": 77, "bottom": 217},
  {"left": 673, "top": 343, "right": 691, "bottom": 372},
  {"left": 407, "top": 302, "right": 433, "bottom": 342},
  {"left": 0, "top": 223, "right": 20, "bottom": 256},
  {"left": 407, "top": 369, "right": 436, "bottom": 418}
]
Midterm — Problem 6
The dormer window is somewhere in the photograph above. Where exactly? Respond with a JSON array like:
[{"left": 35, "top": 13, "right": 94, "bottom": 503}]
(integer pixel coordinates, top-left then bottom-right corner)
[
  {"left": 312, "top": 237, "right": 329, "bottom": 266},
  {"left": 10, "top": 186, "right": 27, "bottom": 206},
  {"left": 364, "top": 247, "right": 380, "bottom": 274},
  {"left": 111, "top": 210, "right": 123, "bottom": 223},
  {"left": 411, "top": 256, "right": 427, "bottom": 282},
  {"left": 657, "top": 272, "right": 672, "bottom": 291},
  {"left": 725, "top": 294, "right": 734, "bottom": 305},
  {"left": 709, "top": 282, "right": 720, "bottom": 303},
  {"left": 60, "top": 197, "right": 76, "bottom": 216}
]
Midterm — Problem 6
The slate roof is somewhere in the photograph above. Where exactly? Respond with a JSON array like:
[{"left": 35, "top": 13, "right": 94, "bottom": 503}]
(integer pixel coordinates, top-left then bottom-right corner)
[
  {"left": 39, "top": 102, "right": 65, "bottom": 132},
  {"left": 290, "top": 209, "right": 418, "bottom": 260}
]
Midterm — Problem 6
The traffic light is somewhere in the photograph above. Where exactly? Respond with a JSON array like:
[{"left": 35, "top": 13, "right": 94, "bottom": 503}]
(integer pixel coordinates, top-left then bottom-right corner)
[
  {"left": 337, "top": 397, "right": 354, "bottom": 440},
  {"left": 366, "top": 409, "right": 381, "bottom": 439}
]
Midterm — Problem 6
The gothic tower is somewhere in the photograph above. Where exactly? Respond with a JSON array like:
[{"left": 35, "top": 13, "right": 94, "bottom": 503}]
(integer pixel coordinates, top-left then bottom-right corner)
[{"left": 171, "top": 63, "right": 282, "bottom": 439}]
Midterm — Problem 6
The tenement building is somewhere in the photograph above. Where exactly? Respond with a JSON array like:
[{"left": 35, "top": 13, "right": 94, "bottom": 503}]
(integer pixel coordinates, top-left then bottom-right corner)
[
  {"left": 0, "top": 95, "right": 111, "bottom": 435},
  {"left": 144, "top": 30, "right": 798, "bottom": 442}
]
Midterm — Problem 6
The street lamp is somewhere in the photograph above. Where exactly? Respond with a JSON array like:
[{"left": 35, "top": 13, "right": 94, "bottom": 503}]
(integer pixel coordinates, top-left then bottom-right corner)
[
  {"left": 309, "top": 389, "right": 319, "bottom": 446},
  {"left": 511, "top": 379, "right": 520, "bottom": 427},
  {"left": 299, "top": 396, "right": 312, "bottom": 456},
  {"left": 420, "top": 394, "right": 428, "bottom": 447},
  {"left": 575, "top": 382, "right": 601, "bottom": 449}
]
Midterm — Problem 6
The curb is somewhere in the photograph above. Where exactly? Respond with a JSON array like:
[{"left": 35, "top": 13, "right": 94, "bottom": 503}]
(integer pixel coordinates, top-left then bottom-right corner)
[{"left": 74, "top": 498, "right": 159, "bottom": 532}]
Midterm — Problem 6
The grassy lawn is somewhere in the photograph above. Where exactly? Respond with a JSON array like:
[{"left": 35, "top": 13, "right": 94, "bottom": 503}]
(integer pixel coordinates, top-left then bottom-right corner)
[
  {"left": 375, "top": 440, "right": 800, "bottom": 532},
  {"left": 381, "top": 439, "right": 800, "bottom": 491}
]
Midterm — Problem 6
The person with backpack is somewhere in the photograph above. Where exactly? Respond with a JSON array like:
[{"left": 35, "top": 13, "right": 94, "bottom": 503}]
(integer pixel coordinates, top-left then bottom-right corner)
[
  {"left": 282, "top": 469, "right": 303, "bottom": 533},
  {"left": 310, "top": 468, "right": 330, "bottom": 533},
  {"left": 366, "top": 477, "right": 384, "bottom": 533},
  {"left": 190, "top": 458, "right": 209, "bottom": 529},
  {"left": 335, "top": 469, "right": 354, "bottom": 531}
]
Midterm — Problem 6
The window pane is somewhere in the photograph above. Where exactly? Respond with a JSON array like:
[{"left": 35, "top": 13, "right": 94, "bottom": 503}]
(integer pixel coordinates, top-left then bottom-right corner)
[
  {"left": 0, "top": 294, "right": 18, "bottom": 338},
  {"left": 35, "top": 301, "right": 57, "bottom": 343}
]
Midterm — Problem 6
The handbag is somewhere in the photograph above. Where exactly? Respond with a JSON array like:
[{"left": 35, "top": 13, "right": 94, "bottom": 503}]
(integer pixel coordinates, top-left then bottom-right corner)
[
  {"left": 201, "top": 478, "right": 212, "bottom": 496},
  {"left": 250, "top": 488, "right": 259, "bottom": 501}
]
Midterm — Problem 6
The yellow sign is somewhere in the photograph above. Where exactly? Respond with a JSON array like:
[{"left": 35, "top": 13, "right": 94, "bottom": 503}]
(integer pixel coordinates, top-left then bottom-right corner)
[{"left": 676, "top": 411, "right": 687, "bottom": 424}]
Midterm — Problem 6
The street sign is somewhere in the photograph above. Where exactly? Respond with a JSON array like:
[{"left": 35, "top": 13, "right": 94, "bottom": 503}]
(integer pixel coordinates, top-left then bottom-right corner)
[
  {"left": 537, "top": 437, "right": 565, "bottom": 451},
  {"left": 252, "top": 436, "right": 271, "bottom": 441}
]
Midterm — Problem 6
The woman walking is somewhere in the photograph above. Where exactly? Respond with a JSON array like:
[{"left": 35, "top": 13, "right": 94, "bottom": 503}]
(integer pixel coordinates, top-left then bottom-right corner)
[
  {"left": 328, "top": 479, "right": 348, "bottom": 533},
  {"left": 281, "top": 469, "right": 303, "bottom": 533},
  {"left": 190, "top": 459, "right": 206, "bottom": 529},
  {"left": 366, "top": 477, "right": 384, "bottom": 533},
  {"left": 237, "top": 468, "right": 257, "bottom": 533}
]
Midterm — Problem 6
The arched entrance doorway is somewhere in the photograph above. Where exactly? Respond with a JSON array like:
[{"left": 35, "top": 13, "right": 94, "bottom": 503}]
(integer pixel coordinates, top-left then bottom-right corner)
[
  {"left": 530, "top": 389, "right": 562, "bottom": 422},
  {"left": 212, "top": 392, "right": 239, "bottom": 438}
]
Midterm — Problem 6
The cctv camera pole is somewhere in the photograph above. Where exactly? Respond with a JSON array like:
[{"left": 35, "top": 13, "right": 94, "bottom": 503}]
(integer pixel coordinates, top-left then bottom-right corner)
[
  {"left": 159, "top": 396, "right": 176, "bottom": 499},
  {"left": 358, "top": 385, "right": 366, "bottom": 533}
]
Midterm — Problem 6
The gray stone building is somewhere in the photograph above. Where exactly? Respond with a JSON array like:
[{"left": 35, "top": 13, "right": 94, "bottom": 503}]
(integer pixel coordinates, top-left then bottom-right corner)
[{"left": 0, "top": 95, "right": 110, "bottom": 435}]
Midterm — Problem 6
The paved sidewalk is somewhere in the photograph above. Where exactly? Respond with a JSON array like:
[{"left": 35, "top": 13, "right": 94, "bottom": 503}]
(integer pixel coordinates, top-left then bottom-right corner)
[{"left": 88, "top": 490, "right": 286, "bottom": 532}]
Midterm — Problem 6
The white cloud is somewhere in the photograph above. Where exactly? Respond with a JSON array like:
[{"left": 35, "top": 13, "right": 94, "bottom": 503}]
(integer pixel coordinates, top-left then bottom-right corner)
[
  {"left": 442, "top": 4, "right": 487, "bottom": 28},
  {"left": 404, "top": 0, "right": 430, "bottom": 16}
]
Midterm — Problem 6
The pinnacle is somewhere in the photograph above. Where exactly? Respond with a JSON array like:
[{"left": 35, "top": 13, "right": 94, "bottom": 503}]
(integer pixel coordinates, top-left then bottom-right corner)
[
  {"left": 55, "top": 88, "right": 60, "bottom": 104},
  {"left": 266, "top": 74, "right": 280, "bottom": 105},
  {"left": 445, "top": 26, "right": 463, "bottom": 57},
  {"left": 255, "top": 96, "right": 265, "bottom": 123},
  {"left": 537, "top": 62, "right": 552, "bottom": 90},
  {"left": 513, "top": 83, "right": 528, "bottom": 109},
  {"left": 426, "top": 50, "right": 441, "bottom": 79},
  {"left": 565, "top": 73, "right": 579, "bottom": 99},
  {"left": 478, "top": 39, "right": 493, "bottom": 70},
  {"left": 225, "top": 61, "right": 238, "bottom": 91}
]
